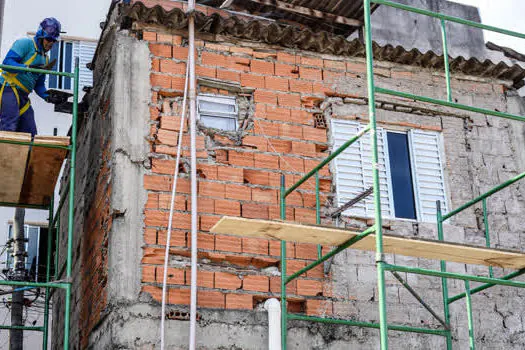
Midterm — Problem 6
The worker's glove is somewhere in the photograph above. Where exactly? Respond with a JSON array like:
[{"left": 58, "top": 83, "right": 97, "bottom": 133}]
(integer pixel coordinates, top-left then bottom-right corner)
[
  {"left": 45, "top": 94, "right": 68, "bottom": 105},
  {"left": 29, "top": 59, "right": 57, "bottom": 71}
]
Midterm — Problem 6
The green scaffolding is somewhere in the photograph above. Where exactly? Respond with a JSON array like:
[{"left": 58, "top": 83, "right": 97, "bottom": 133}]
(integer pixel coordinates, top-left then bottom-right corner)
[
  {"left": 0, "top": 61, "right": 79, "bottom": 349},
  {"left": 279, "top": 1, "right": 525, "bottom": 349}
]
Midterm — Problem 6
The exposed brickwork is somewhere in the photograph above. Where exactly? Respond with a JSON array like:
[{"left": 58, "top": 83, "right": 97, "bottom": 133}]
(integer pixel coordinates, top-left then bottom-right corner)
[
  {"left": 79, "top": 139, "right": 113, "bottom": 349},
  {"left": 141, "top": 28, "right": 340, "bottom": 315}
]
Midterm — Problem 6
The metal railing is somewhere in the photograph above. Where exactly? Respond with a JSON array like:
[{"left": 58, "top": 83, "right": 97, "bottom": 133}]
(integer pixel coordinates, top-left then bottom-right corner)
[
  {"left": 277, "top": 1, "right": 525, "bottom": 349},
  {"left": 0, "top": 60, "right": 80, "bottom": 350}
]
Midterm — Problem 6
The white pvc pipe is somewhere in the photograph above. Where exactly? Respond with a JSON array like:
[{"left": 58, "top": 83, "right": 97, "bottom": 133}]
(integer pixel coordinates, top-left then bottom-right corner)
[
  {"left": 188, "top": 0, "right": 198, "bottom": 349},
  {"left": 264, "top": 299, "right": 282, "bottom": 350},
  {"left": 160, "top": 56, "right": 190, "bottom": 350}
]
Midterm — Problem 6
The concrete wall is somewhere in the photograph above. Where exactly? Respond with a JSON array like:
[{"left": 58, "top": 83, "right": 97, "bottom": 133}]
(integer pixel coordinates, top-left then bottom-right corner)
[{"left": 369, "top": 0, "right": 486, "bottom": 59}]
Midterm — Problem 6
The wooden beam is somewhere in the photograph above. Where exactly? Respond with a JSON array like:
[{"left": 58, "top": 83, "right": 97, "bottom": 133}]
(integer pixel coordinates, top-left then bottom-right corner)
[
  {"left": 211, "top": 217, "right": 525, "bottom": 269},
  {"left": 246, "top": 0, "right": 363, "bottom": 27}
]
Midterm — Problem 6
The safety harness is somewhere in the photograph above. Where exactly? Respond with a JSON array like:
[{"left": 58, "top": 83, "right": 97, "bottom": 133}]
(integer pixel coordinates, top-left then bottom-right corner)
[{"left": 0, "top": 38, "right": 48, "bottom": 116}]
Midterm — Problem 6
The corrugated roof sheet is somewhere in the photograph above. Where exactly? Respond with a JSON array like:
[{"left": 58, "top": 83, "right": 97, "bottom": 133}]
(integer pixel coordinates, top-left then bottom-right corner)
[
  {"left": 123, "top": 1, "right": 525, "bottom": 85},
  {"left": 196, "top": 0, "right": 380, "bottom": 36}
]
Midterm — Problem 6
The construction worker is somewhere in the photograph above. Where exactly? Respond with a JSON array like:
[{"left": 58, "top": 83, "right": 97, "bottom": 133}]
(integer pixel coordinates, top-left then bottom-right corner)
[{"left": 0, "top": 18, "right": 64, "bottom": 136}]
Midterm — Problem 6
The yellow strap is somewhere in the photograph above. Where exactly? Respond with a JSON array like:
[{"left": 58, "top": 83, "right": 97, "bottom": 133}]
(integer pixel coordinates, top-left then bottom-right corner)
[
  {"left": 0, "top": 82, "right": 30, "bottom": 116},
  {"left": 19, "top": 101, "right": 31, "bottom": 116}
]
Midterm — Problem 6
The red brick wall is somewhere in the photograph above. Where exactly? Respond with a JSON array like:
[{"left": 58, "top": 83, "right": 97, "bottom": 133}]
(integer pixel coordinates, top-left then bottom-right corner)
[
  {"left": 141, "top": 29, "right": 338, "bottom": 315},
  {"left": 79, "top": 137, "right": 112, "bottom": 348}
]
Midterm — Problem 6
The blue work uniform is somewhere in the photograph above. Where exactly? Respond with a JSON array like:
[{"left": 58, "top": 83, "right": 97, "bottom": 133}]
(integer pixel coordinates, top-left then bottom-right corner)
[{"left": 0, "top": 37, "right": 50, "bottom": 136}]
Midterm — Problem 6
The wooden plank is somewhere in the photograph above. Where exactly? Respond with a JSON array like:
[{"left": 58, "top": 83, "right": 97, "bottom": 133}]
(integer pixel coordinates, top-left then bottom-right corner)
[
  {"left": 19, "top": 136, "right": 69, "bottom": 206},
  {"left": 245, "top": 0, "right": 363, "bottom": 27},
  {"left": 211, "top": 217, "right": 525, "bottom": 269},
  {"left": 0, "top": 132, "right": 31, "bottom": 203}
]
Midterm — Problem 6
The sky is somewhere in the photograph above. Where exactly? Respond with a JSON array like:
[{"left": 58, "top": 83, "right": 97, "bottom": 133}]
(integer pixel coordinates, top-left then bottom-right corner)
[{"left": 453, "top": 0, "right": 525, "bottom": 52}]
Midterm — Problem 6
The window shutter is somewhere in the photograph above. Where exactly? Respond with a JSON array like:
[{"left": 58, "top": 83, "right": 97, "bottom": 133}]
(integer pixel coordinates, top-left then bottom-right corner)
[
  {"left": 409, "top": 130, "right": 448, "bottom": 222},
  {"left": 77, "top": 41, "right": 96, "bottom": 88},
  {"left": 331, "top": 120, "right": 393, "bottom": 218}
]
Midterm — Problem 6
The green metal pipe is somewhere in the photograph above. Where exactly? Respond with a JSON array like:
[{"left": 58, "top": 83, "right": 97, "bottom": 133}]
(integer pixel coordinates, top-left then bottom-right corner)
[
  {"left": 284, "top": 126, "right": 370, "bottom": 197},
  {"left": 384, "top": 264, "right": 525, "bottom": 288},
  {"left": 54, "top": 216, "right": 61, "bottom": 280},
  {"left": 61, "top": 58, "right": 79, "bottom": 350},
  {"left": 448, "top": 269, "right": 525, "bottom": 304},
  {"left": 0, "top": 280, "right": 69, "bottom": 289},
  {"left": 0, "top": 64, "right": 75, "bottom": 77},
  {"left": 0, "top": 325, "right": 45, "bottom": 332},
  {"left": 364, "top": 1, "right": 389, "bottom": 349},
  {"left": 288, "top": 314, "right": 448, "bottom": 336},
  {"left": 376, "top": 87, "right": 525, "bottom": 124},
  {"left": 437, "top": 202, "right": 453, "bottom": 349},
  {"left": 372, "top": 0, "right": 525, "bottom": 40},
  {"left": 0, "top": 139, "right": 70, "bottom": 149},
  {"left": 440, "top": 19, "right": 452, "bottom": 102},
  {"left": 465, "top": 281, "right": 476, "bottom": 349},
  {"left": 285, "top": 226, "right": 376, "bottom": 283},
  {"left": 442, "top": 170, "right": 525, "bottom": 221},
  {"left": 482, "top": 199, "right": 494, "bottom": 278},
  {"left": 315, "top": 171, "right": 322, "bottom": 259},
  {"left": 280, "top": 174, "right": 288, "bottom": 350},
  {"left": 43, "top": 195, "right": 54, "bottom": 350},
  {"left": 63, "top": 283, "right": 71, "bottom": 350},
  {"left": 0, "top": 202, "right": 48, "bottom": 210}
]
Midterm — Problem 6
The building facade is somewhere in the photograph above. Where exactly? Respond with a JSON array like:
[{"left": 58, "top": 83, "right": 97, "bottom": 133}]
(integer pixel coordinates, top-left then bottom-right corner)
[{"left": 53, "top": 0, "right": 525, "bottom": 349}]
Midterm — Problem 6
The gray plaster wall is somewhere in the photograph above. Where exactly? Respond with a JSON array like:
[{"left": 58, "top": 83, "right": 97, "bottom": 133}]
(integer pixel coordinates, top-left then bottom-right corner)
[{"left": 369, "top": 0, "right": 486, "bottom": 59}]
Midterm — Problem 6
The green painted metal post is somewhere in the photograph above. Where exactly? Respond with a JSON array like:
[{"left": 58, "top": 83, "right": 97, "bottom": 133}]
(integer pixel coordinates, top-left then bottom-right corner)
[
  {"left": 315, "top": 171, "right": 322, "bottom": 259},
  {"left": 43, "top": 196, "right": 54, "bottom": 350},
  {"left": 464, "top": 281, "right": 475, "bottom": 350},
  {"left": 364, "top": 1, "right": 388, "bottom": 348},
  {"left": 482, "top": 199, "right": 494, "bottom": 278},
  {"left": 440, "top": 19, "right": 452, "bottom": 102},
  {"left": 437, "top": 201, "right": 453, "bottom": 349},
  {"left": 54, "top": 216, "right": 61, "bottom": 280},
  {"left": 280, "top": 174, "right": 288, "bottom": 350},
  {"left": 63, "top": 57, "right": 80, "bottom": 350}
]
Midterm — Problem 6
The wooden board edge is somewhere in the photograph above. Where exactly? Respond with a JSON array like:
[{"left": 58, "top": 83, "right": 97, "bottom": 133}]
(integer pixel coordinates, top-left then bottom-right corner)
[
  {"left": 33, "top": 136, "right": 70, "bottom": 146},
  {"left": 0, "top": 131, "right": 31, "bottom": 142}
]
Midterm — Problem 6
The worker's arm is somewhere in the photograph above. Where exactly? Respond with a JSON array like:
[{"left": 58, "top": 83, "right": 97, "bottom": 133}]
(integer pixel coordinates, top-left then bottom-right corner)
[
  {"left": 2, "top": 51, "right": 26, "bottom": 73},
  {"left": 2, "top": 39, "right": 31, "bottom": 73},
  {"left": 34, "top": 74, "right": 48, "bottom": 100}
]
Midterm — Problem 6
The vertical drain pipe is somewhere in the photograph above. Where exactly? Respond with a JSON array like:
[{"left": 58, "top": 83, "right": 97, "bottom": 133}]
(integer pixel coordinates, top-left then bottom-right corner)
[
  {"left": 188, "top": 0, "right": 198, "bottom": 349},
  {"left": 265, "top": 299, "right": 282, "bottom": 350}
]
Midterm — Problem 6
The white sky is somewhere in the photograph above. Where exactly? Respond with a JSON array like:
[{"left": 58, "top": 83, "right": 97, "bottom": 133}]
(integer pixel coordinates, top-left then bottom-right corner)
[{"left": 453, "top": 0, "right": 525, "bottom": 52}]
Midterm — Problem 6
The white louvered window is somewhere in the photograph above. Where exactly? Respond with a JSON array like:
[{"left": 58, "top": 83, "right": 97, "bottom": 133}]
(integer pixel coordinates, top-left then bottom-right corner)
[
  {"left": 331, "top": 119, "right": 447, "bottom": 222},
  {"left": 197, "top": 95, "right": 238, "bottom": 131},
  {"left": 48, "top": 39, "right": 96, "bottom": 90}
]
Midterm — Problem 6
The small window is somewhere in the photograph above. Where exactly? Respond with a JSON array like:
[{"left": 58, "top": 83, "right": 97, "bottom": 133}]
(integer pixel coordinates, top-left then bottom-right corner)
[{"left": 197, "top": 95, "right": 238, "bottom": 131}]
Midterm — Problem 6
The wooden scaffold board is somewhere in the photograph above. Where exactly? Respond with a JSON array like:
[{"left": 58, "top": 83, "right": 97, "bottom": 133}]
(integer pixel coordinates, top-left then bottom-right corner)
[
  {"left": 0, "top": 132, "right": 70, "bottom": 207},
  {"left": 211, "top": 217, "right": 525, "bottom": 269}
]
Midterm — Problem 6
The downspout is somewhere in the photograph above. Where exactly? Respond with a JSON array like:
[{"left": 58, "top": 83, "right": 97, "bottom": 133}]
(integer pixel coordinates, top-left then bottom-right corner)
[
  {"left": 265, "top": 299, "right": 282, "bottom": 350},
  {"left": 188, "top": 0, "right": 198, "bottom": 349}
]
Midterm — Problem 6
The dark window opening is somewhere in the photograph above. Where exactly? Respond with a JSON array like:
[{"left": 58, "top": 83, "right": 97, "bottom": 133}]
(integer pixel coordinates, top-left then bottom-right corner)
[{"left": 386, "top": 132, "right": 417, "bottom": 220}]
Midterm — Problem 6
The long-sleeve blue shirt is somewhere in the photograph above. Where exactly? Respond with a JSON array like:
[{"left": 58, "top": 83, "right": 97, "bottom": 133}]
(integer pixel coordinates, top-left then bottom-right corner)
[{"left": 0, "top": 37, "right": 49, "bottom": 99}]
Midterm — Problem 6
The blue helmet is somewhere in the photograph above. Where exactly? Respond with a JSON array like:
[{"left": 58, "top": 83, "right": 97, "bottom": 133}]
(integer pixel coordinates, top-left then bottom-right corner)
[{"left": 36, "top": 18, "right": 61, "bottom": 41}]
